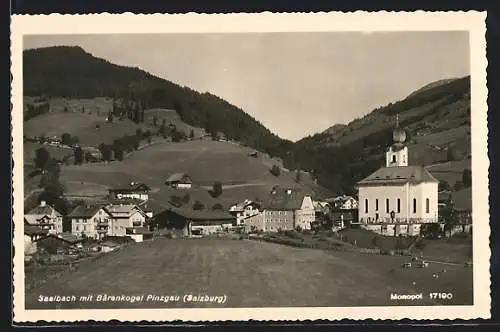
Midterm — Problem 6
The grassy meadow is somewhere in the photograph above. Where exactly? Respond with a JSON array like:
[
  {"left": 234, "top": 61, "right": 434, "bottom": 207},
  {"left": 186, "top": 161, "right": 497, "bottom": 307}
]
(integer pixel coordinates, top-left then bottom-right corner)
[{"left": 25, "top": 238, "right": 473, "bottom": 309}]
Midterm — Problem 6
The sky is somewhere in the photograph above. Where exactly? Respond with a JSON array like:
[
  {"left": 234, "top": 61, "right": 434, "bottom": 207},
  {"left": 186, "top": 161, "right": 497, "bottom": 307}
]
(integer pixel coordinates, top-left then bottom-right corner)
[{"left": 23, "top": 32, "right": 470, "bottom": 141}]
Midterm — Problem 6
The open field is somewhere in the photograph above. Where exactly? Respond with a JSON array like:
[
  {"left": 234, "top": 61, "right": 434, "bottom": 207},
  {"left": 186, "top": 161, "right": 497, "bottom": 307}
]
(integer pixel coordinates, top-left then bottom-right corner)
[
  {"left": 54, "top": 139, "right": 323, "bottom": 206},
  {"left": 26, "top": 238, "right": 473, "bottom": 309},
  {"left": 24, "top": 112, "right": 150, "bottom": 147},
  {"left": 411, "top": 236, "right": 472, "bottom": 264},
  {"left": 426, "top": 159, "right": 472, "bottom": 185}
]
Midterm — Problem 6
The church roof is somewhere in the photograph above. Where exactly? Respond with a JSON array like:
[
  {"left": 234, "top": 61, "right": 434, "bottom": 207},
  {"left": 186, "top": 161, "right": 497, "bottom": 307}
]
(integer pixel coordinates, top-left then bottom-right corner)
[{"left": 357, "top": 166, "right": 438, "bottom": 186}]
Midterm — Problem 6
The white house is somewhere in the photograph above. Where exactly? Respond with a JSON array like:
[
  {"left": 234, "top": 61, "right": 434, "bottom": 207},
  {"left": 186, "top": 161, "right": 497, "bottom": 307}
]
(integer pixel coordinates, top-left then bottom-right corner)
[
  {"left": 331, "top": 195, "right": 358, "bottom": 210},
  {"left": 357, "top": 117, "right": 439, "bottom": 236},
  {"left": 229, "top": 199, "right": 261, "bottom": 226},
  {"left": 68, "top": 205, "right": 112, "bottom": 240},
  {"left": 105, "top": 204, "right": 147, "bottom": 237},
  {"left": 259, "top": 187, "right": 316, "bottom": 232},
  {"left": 165, "top": 173, "right": 193, "bottom": 189},
  {"left": 108, "top": 182, "right": 151, "bottom": 201},
  {"left": 24, "top": 201, "right": 63, "bottom": 234}
]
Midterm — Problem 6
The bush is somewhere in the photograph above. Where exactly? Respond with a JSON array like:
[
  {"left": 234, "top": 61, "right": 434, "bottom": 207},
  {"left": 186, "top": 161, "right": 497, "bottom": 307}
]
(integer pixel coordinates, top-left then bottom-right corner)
[
  {"left": 270, "top": 165, "right": 281, "bottom": 177},
  {"left": 193, "top": 200, "right": 204, "bottom": 210}
]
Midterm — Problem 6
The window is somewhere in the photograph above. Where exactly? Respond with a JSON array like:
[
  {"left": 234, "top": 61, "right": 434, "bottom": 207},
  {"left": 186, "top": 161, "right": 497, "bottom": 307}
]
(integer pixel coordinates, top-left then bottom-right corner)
[
  {"left": 76, "top": 226, "right": 79, "bottom": 231},
  {"left": 392, "top": 155, "right": 396, "bottom": 163},
  {"left": 365, "top": 199, "right": 368, "bottom": 213},
  {"left": 375, "top": 213, "right": 379, "bottom": 221},
  {"left": 413, "top": 198, "right": 417, "bottom": 214},
  {"left": 386, "top": 198, "right": 390, "bottom": 213},
  {"left": 426, "top": 198, "right": 430, "bottom": 213},
  {"left": 375, "top": 199, "right": 379, "bottom": 211},
  {"left": 397, "top": 199, "right": 401, "bottom": 213}
]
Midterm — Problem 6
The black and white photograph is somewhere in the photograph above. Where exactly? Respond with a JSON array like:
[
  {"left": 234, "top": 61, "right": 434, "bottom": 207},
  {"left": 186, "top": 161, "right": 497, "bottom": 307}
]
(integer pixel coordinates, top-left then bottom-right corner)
[{"left": 11, "top": 12, "right": 490, "bottom": 322}]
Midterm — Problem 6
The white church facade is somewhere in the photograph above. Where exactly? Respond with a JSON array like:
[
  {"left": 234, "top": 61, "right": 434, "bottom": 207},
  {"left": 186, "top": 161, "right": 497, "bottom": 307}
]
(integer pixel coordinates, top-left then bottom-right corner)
[{"left": 356, "top": 118, "right": 439, "bottom": 236}]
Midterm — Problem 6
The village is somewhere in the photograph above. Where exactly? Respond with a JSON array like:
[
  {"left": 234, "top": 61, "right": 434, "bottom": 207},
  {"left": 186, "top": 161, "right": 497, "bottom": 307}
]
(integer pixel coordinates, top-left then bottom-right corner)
[{"left": 24, "top": 119, "right": 473, "bottom": 292}]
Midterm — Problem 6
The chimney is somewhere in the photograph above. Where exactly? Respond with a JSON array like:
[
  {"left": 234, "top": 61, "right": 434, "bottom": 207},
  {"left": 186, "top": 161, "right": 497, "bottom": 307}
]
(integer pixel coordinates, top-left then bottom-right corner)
[{"left": 40, "top": 201, "right": 46, "bottom": 207}]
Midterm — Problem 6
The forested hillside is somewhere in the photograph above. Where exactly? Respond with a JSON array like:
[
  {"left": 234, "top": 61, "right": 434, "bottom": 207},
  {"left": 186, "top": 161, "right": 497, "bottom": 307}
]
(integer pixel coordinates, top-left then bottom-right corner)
[
  {"left": 23, "top": 46, "right": 294, "bottom": 158},
  {"left": 23, "top": 46, "right": 471, "bottom": 195}
]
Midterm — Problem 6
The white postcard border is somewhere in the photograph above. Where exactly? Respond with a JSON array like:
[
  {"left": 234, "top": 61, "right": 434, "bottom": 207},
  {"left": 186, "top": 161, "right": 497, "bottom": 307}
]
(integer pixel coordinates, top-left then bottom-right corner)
[{"left": 11, "top": 11, "right": 490, "bottom": 322}]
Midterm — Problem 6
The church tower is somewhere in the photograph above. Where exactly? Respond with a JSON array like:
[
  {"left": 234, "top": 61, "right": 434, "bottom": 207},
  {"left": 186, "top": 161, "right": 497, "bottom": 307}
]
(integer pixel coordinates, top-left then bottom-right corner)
[{"left": 386, "top": 114, "right": 408, "bottom": 167}]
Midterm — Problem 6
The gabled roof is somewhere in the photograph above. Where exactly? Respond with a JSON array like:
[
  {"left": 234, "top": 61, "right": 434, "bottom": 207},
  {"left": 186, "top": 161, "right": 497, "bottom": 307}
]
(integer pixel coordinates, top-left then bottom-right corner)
[
  {"left": 229, "top": 199, "right": 261, "bottom": 212},
  {"left": 109, "top": 182, "right": 151, "bottom": 193},
  {"left": 24, "top": 225, "right": 49, "bottom": 236},
  {"left": 45, "top": 233, "right": 82, "bottom": 244},
  {"left": 140, "top": 200, "right": 167, "bottom": 215},
  {"left": 451, "top": 187, "right": 472, "bottom": 211},
  {"left": 165, "top": 173, "right": 192, "bottom": 183},
  {"left": 68, "top": 205, "right": 107, "bottom": 218},
  {"left": 264, "top": 187, "right": 310, "bottom": 211},
  {"left": 158, "top": 205, "right": 235, "bottom": 221},
  {"left": 357, "top": 166, "right": 439, "bottom": 186},
  {"left": 26, "top": 203, "right": 62, "bottom": 217},
  {"left": 105, "top": 204, "right": 146, "bottom": 218}
]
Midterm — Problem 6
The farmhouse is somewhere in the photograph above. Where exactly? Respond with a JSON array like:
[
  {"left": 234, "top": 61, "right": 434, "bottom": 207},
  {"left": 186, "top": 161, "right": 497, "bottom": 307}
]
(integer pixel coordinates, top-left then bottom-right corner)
[
  {"left": 330, "top": 195, "right": 358, "bottom": 210},
  {"left": 261, "top": 187, "right": 316, "bottom": 232},
  {"left": 165, "top": 173, "right": 193, "bottom": 189},
  {"left": 67, "top": 205, "right": 112, "bottom": 240},
  {"left": 450, "top": 187, "right": 472, "bottom": 233},
  {"left": 105, "top": 204, "right": 148, "bottom": 237},
  {"left": 229, "top": 199, "right": 261, "bottom": 226},
  {"left": 357, "top": 117, "right": 439, "bottom": 236},
  {"left": 108, "top": 182, "right": 151, "bottom": 201},
  {"left": 24, "top": 221, "right": 49, "bottom": 256},
  {"left": 37, "top": 233, "right": 84, "bottom": 254},
  {"left": 24, "top": 201, "right": 63, "bottom": 234},
  {"left": 154, "top": 207, "right": 236, "bottom": 236}
]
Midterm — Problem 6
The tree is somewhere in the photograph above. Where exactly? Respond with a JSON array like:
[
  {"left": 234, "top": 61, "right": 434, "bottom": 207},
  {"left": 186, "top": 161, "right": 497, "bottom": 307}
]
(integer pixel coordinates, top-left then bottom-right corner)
[
  {"left": 270, "top": 165, "right": 281, "bottom": 177},
  {"left": 447, "top": 146, "right": 459, "bottom": 161},
  {"left": 114, "top": 145, "right": 124, "bottom": 161},
  {"left": 210, "top": 182, "right": 223, "bottom": 198},
  {"left": 74, "top": 146, "right": 84, "bottom": 165},
  {"left": 438, "top": 180, "right": 450, "bottom": 191},
  {"left": 99, "top": 143, "right": 112, "bottom": 162},
  {"left": 454, "top": 180, "right": 465, "bottom": 191},
  {"left": 193, "top": 200, "right": 204, "bottom": 210},
  {"left": 212, "top": 203, "right": 223, "bottom": 210},
  {"left": 34, "top": 147, "right": 50, "bottom": 170},
  {"left": 295, "top": 169, "right": 302, "bottom": 183},
  {"left": 462, "top": 169, "right": 472, "bottom": 188},
  {"left": 61, "top": 133, "right": 73, "bottom": 146}
]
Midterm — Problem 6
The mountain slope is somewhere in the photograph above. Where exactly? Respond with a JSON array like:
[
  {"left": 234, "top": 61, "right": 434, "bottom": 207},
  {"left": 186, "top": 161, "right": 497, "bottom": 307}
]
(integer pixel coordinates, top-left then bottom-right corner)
[
  {"left": 23, "top": 46, "right": 294, "bottom": 158},
  {"left": 23, "top": 46, "right": 471, "bottom": 195},
  {"left": 294, "top": 76, "right": 471, "bottom": 194}
]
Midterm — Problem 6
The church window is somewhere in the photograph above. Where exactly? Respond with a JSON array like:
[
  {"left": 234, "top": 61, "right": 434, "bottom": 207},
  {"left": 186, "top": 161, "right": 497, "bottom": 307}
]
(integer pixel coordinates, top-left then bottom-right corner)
[
  {"left": 365, "top": 199, "right": 368, "bottom": 213},
  {"left": 397, "top": 198, "right": 401, "bottom": 213},
  {"left": 386, "top": 198, "right": 390, "bottom": 213},
  {"left": 413, "top": 198, "right": 417, "bottom": 213},
  {"left": 392, "top": 155, "right": 396, "bottom": 163},
  {"left": 375, "top": 199, "right": 379, "bottom": 211},
  {"left": 426, "top": 198, "right": 430, "bottom": 213}
]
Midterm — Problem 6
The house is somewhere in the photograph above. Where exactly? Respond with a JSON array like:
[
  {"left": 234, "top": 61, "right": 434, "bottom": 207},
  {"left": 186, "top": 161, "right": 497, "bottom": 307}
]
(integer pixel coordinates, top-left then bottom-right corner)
[
  {"left": 260, "top": 187, "right": 316, "bottom": 232},
  {"left": 165, "top": 173, "right": 193, "bottom": 189},
  {"left": 357, "top": 117, "right": 439, "bottom": 237},
  {"left": 154, "top": 207, "right": 236, "bottom": 236},
  {"left": 229, "top": 199, "right": 261, "bottom": 226},
  {"left": 67, "top": 205, "right": 112, "bottom": 240},
  {"left": 24, "top": 221, "right": 49, "bottom": 256},
  {"left": 125, "top": 226, "right": 154, "bottom": 242},
  {"left": 24, "top": 201, "right": 63, "bottom": 234},
  {"left": 37, "top": 233, "right": 84, "bottom": 254},
  {"left": 108, "top": 182, "right": 151, "bottom": 201},
  {"left": 242, "top": 213, "right": 265, "bottom": 233},
  {"left": 331, "top": 195, "right": 358, "bottom": 210},
  {"left": 140, "top": 200, "right": 166, "bottom": 220},
  {"left": 104, "top": 204, "right": 147, "bottom": 237},
  {"left": 450, "top": 187, "right": 473, "bottom": 233}
]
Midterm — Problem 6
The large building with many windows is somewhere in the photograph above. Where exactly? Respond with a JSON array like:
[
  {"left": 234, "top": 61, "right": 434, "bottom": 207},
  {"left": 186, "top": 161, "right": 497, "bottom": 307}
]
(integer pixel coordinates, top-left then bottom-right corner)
[{"left": 356, "top": 118, "right": 439, "bottom": 236}]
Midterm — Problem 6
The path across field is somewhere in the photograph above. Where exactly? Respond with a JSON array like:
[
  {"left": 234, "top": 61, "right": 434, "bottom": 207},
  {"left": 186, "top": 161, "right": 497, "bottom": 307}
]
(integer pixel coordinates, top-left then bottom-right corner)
[{"left": 25, "top": 238, "right": 472, "bottom": 309}]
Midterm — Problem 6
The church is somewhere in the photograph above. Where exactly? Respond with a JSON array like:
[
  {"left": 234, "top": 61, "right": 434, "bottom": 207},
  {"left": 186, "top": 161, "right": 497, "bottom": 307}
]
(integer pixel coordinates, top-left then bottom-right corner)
[{"left": 356, "top": 117, "right": 439, "bottom": 236}]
